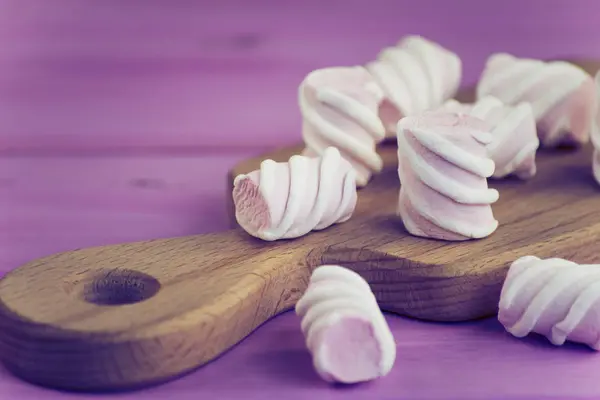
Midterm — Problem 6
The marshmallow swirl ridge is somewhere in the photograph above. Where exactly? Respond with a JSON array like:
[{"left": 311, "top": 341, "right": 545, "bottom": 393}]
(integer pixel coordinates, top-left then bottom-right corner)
[
  {"left": 299, "top": 66, "right": 386, "bottom": 187},
  {"left": 366, "top": 35, "right": 462, "bottom": 137},
  {"left": 232, "top": 147, "right": 357, "bottom": 241},
  {"left": 396, "top": 111, "right": 499, "bottom": 241},
  {"left": 295, "top": 265, "right": 396, "bottom": 384},
  {"left": 477, "top": 53, "right": 596, "bottom": 147},
  {"left": 499, "top": 256, "right": 600, "bottom": 350}
]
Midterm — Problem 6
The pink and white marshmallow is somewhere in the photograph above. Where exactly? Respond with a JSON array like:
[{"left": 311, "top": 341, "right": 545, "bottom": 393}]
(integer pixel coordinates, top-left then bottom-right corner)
[
  {"left": 442, "top": 96, "right": 539, "bottom": 179},
  {"left": 397, "top": 112, "right": 499, "bottom": 241},
  {"left": 366, "top": 35, "right": 462, "bottom": 138},
  {"left": 477, "top": 53, "right": 596, "bottom": 148},
  {"left": 232, "top": 147, "right": 357, "bottom": 241},
  {"left": 499, "top": 256, "right": 600, "bottom": 350},
  {"left": 592, "top": 71, "right": 600, "bottom": 186},
  {"left": 299, "top": 66, "right": 386, "bottom": 187},
  {"left": 295, "top": 265, "right": 396, "bottom": 384}
]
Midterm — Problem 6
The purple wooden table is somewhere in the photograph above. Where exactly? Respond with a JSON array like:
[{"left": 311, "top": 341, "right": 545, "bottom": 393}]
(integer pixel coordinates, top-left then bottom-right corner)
[{"left": 2, "top": 1, "right": 600, "bottom": 398}]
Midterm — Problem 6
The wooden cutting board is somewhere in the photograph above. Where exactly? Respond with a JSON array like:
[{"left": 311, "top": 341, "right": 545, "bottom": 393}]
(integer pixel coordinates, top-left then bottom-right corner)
[{"left": 0, "top": 59, "right": 599, "bottom": 393}]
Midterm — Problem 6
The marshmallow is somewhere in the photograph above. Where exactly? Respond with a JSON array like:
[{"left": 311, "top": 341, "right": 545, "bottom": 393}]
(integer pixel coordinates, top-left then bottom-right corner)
[
  {"left": 295, "top": 265, "right": 396, "bottom": 384},
  {"left": 441, "top": 96, "right": 539, "bottom": 179},
  {"left": 397, "top": 111, "right": 499, "bottom": 241},
  {"left": 299, "top": 66, "right": 386, "bottom": 187},
  {"left": 366, "top": 35, "right": 462, "bottom": 138},
  {"left": 232, "top": 147, "right": 357, "bottom": 241},
  {"left": 592, "top": 72, "right": 600, "bottom": 186},
  {"left": 477, "top": 53, "right": 596, "bottom": 147},
  {"left": 499, "top": 256, "right": 600, "bottom": 350}
]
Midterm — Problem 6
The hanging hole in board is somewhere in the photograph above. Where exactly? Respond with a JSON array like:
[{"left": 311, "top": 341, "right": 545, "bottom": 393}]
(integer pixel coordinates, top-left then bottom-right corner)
[{"left": 82, "top": 269, "right": 161, "bottom": 306}]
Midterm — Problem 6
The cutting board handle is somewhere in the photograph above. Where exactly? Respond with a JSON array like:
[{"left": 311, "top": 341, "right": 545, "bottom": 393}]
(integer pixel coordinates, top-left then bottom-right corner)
[
  {"left": 0, "top": 216, "right": 509, "bottom": 392},
  {"left": 0, "top": 228, "right": 321, "bottom": 391}
]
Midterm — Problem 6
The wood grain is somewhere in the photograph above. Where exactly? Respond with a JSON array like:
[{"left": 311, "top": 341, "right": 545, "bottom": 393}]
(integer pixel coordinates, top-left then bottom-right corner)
[
  {"left": 0, "top": 153, "right": 255, "bottom": 272},
  {"left": 0, "top": 59, "right": 599, "bottom": 393},
  {"left": 3, "top": 0, "right": 600, "bottom": 154}
]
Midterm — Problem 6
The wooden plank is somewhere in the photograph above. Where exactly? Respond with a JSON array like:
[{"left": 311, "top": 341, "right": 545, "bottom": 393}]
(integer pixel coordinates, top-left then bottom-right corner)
[
  {"left": 1, "top": 0, "right": 600, "bottom": 152},
  {"left": 0, "top": 153, "right": 256, "bottom": 272}
]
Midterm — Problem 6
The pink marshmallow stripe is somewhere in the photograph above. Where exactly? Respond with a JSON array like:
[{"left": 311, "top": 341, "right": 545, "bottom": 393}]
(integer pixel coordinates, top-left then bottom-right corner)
[
  {"left": 295, "top": 265, "right": 396, "bottom": 384},
  {"left": 232, "top": 147, "right": 357, "bottom": 241},
  {"left": 499, "top": 256, "right": 600, "bottom": 350}
]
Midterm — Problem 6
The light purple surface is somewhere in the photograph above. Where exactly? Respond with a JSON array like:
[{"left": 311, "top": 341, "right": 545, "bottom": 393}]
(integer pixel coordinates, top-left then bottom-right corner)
[
  {"left": 2, "top": 312, "right": 599, "bottom": 400},
  {"left": 2, "top": 0, "right": 600, "bottom": 153},
  {"left": 2, "top": 1, "right": 600, "bottom": 399}
]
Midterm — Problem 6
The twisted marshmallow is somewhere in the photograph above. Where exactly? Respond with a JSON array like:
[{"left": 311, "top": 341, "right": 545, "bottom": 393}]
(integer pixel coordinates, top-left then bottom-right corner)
[
  {"left": 397, "top": 112, "right": 499, "bottom": 241},
  {"left": 299, "top": 66, "right": 385, "bottom": 187},
  {"left": 443, "top": 96, "right": 539, "bottom": 179},
  {"left": 295, "top": 265, "right": 395, "bottom": 383},
  {"left": 499, "top": 256, "right": 600, "bottom": 350},
  {"left": 477, "top": 53, "right": 596, "bottom": 147},
  {"left": 366, "top": 35, "right": 462, "bottom": 138},
  {"left": 232, "top": 147, "right": 357, "bottom": 241},
  {"left": 592, "top": 71, "right": 600, "bottom": 186}
]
